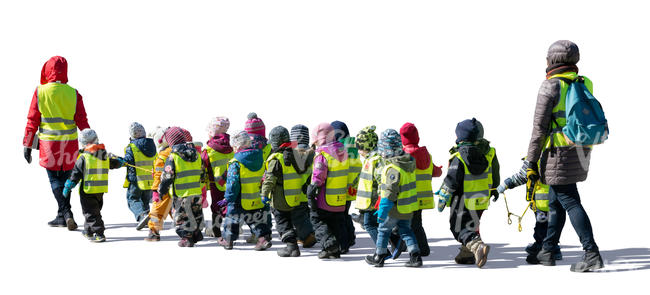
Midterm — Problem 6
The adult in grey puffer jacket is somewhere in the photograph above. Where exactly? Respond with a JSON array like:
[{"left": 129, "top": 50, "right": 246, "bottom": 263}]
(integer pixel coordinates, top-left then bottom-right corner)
[{"left": 525, "top": 40, "right": 603, "bottom": 272}]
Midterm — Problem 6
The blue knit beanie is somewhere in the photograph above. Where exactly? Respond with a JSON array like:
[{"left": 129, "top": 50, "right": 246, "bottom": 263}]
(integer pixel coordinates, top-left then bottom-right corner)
[
  {"left": 331, "top": 120, "right": 350, "bottom": 141},
  {"left": 378, "top": 129, "right": 404, "bottom": 158},
  {"left": 455, "top": 118, "right": 484, "bottom": 144}
]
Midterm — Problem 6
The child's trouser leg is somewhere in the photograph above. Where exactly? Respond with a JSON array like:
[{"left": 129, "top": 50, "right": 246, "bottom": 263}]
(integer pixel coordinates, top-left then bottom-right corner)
[
  {"left": 533, "top": 210, "right": 549, "bottom": 245},
  {"left": 310, "top": 209, "right": 342, "bottom": 250},
  {"left": 148, "top": 193, "right": 172, "bottom": 232},
  {"left": 410, "top": 209, "right": 430, "bottom": 255},
  {"left": 223, "top": 212, "right": 242, "bottom": 242},
  {"left": 376, "top": 216, "right": 399, "bottom": 254},
  {"left": 81, "top": 194, "right": 105, "bottom": 235},
  {"left": 396, "top": 218, "right": 419, "bottom": 254},
  {"left": 273, "top": 208, "right": 297, "bottom": 243},
  {"left": 174, "top": 195, "right": 203, "bottom": 239},
  {"left": 449, "top": 196, "right": 483, "bottom": 246},
  {"left": 291, "top": 202, "right": 314, "bottom": 241},
  {"left": 126, "top": 183, "right": 147, "bottom": 221},
  {"left": 362, "top": 210, "right": 379, "bottom": 244},
  {"left": 245, "top": 208, "right": 272, "bottom": 238}
]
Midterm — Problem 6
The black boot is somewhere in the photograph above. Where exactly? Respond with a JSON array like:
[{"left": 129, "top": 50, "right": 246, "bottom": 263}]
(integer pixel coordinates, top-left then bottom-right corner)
[
  {"left": 365, "top": 252, "right": 391, "bottom": 267},
  {"left": 318, "top": 246, "right": 341, "bottom": 259},
  {"left": 48, "top": 217, "right": 66, "bottom": 227},
  {"left": 455, "top": 246, "right": 476, "bottom": 265},
  {"left": 405, "top": 252, "right": 423, "bottom": 267},
  {"left": 277, "top": 242, "right": 300, "bottom": 257},
  {"left": 570, "top": 250, "right": 604, "bottom": 272},
  {"left": 525, "top": 243, "right": 542, "bottom": 264},
  {"left": 536, "top": 248, "right": 556, "bottom": 266},
  {"left": 136, "top": 212, "right": 150, "bottom": 231}
]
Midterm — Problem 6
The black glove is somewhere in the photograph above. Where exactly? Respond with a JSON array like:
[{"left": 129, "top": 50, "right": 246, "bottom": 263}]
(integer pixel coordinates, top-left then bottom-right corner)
[
  {"left": 491, "top": 189, "right": 499, "bottom": 202},
  {"left": 306, "top": 184, "right": 320, "bottom": 210},
  {"left": 24, "top": 147, "right": 32, "bottom": 164}
]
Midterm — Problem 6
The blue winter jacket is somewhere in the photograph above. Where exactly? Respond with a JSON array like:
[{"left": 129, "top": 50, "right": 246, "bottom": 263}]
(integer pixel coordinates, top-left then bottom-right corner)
[
  {"left": 124, "top": 138, "right": 157, "bottom": 184},
  {"left": 224, "top": 149, "right": 264, "bottom": 214}
]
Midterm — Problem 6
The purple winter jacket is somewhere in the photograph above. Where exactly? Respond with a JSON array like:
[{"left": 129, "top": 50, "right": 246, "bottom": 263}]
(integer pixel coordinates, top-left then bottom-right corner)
[{"left": 312, "top": 141, "right": 348, "bottom": 212}]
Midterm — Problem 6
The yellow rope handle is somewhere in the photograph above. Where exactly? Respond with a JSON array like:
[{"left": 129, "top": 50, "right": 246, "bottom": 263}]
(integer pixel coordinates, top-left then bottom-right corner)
[
  {"left": 502, "top": 191, "right": 536, "bottom": 232},
  {"left": 122, "top": 162, "right": 154, "bottom": 174}
]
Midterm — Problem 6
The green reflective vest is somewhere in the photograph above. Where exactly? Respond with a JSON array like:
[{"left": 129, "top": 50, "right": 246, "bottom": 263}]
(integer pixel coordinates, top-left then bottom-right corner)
[
  {"left": 37, "top": 83, "right": 78, "bottom": 141},
  {"left": 451, "top": 147, "right": 496, "bottom": 210},
  {"left": 267, "top": 152, "right": 310, "bottom": 208},
  {"left": 415, "top": 156, "right": 435, "bottom": 210},
  {"left": 544, "top": 72, "right": 594, "bottom": 149},
  {"left": 321, "top": 152, "right": 350, "bottom": 207},
  {"left": 81, "top": 153, "right": 109, "bottom": 194},
  {"left": 347, "top": 149, "right": 362, "bottom": 201},
  {"left": 230, "top": 158, "right": 264, "bottom": 210},
  {"left": 379, "top": 164, "right": 418, "bottom": 214},
  {"left": 206, "top": 146, "right": 234, "bottom": 191},
  {"left": 355, "top": 154, "right": 381, "bottom": 210},
  {"left": 170, "top": 153, "right": 202, "bottom": 198},
  {"left": 534, "top": 183, "right": 550, "bottom": 212},
  {"left": 262, "top": 144, "right": 272, "bottom": 161},
  {"left": 123, "top": 143, "right": 156, "bottom": 190}
]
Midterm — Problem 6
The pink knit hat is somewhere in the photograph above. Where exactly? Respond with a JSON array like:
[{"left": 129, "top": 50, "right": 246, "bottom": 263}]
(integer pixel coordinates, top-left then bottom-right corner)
[
  {"left": 312, "top": 122, "right": 335, "bottom": 146},
  {"left": 245, "top": 112, "right": 265, "bottom": 137}
]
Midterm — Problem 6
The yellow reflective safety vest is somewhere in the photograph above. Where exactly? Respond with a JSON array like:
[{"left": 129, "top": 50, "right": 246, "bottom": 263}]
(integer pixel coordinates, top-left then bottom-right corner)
[
  {"left": 544, "top": 72, "right": 594, "bottom": 149},
  {"left": 170, "top": 153, "right": 203, "bottom": 198},
  {"left": 415, "top": 157, "right": 435, "bottom": 210},
  {"left": 230, "top": 158, "right": 264, "bottom": 210},
  {"left": 534, "top": 183, "right": 550, "bottom": 212},
  {"left": 346, "top": 151, "right": 362, "bottom": 201},
  {"left": 321, "top": 152, "right": 350, "bottom": 207},
  {"left": 451, "top": 147, "right": 496, "bottom": 210},
  {"left": 206, "top": 146, "right": 234, "bottom": 191},
  {"left": 355, "top": 154, "right": 381, "bottom": 210},
  {"left": 379, "top": 164, "right": 419, "bottom": 214},
  {"left": 81, "top": 153, "right": 109, "bottom": 194},
  {"left": 267, "top": 152, "right": 309, "bottom": 208},
  {"left": 37, "top": 83, "right": 78, "bottom": 141},
  {"left": 262, "top": 144, "right": 272, "bottom": 161},
  {"left": 123, "top": 143, "right": 156, "bottom": 190}
]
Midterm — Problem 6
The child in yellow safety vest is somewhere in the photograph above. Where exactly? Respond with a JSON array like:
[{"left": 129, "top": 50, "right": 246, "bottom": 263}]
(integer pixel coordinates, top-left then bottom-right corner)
[
  {"left": 365, "top": 129, "right": 422, "bottom": 268},
  {"left": 497, "top": 159, "right": 563, "bottom": 264},
  {"left": 436, "top": 118, "right": 500, "bottom": 268},
  {"left": 121, "top": 122, "right": 157, "bottom": 230},
  {"left": 354, "top": 125, "right": 381, "bottom": 243},
  {"left": 62, "top": 129, "right": 124, "bottom": 242},
  {"left": 158, "top": 127, "right": 205, "bottom": 247}
]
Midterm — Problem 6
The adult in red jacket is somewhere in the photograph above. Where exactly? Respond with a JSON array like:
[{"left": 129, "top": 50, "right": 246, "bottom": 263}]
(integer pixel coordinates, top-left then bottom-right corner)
[{"left": 23, "top": 56, "right": 90, "bottom": 229}]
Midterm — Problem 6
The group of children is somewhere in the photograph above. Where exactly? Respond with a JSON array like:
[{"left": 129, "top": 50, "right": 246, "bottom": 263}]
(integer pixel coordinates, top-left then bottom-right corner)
[{"left": 60, "top": 113, "right": 560, "bottom": 269}]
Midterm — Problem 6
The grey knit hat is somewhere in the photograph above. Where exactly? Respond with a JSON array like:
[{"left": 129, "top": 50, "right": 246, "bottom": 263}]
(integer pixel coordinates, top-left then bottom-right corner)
[
  {"left": 269, "top": 126, "right": 290, "bottom": 150},
  {"left": 231, "top": 130, "right": 252, "bottom": 150},
  {"left": 377, "top": 129, "right": 404, "bottom": 158},
  {"left": 79, "top": 128, "right": 98, "bottom": 147},
  {"left": 129, "top": 122, "right": 146, "bottom": 139},
  {"left": 290, "top": 124, "right": 310, "bottom": 149},
  {"left": 547, "top": 40, "right": 580, "bottom": 65}
]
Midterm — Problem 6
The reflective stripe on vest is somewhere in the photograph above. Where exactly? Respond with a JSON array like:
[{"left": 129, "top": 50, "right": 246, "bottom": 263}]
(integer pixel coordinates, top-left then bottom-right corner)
[
  {"left": 267, "top": 153, "right": 309, "bottom": 208},
  {"left": 82, "top": 153, "right": 109, "bottom": 194},
  {"left": 379, "top": 164, "right": 418, "bottom": 214},
  {"left": 123, "top": 143, "right": 156, "bottom": 190},
  {"left": 230, "top": 158, "right": 264, "bottom": 210},
  {"left": 452, "top": 147, "right": 496, "bottom": 210},
  {"left": 355, "top": 154, "right": 381, "bottom": 210},
  {"left": 415, "top": 156, "right": 434, "bottom": 210},
  {"left": 321, "top": 151, "right": 349, "bottom": 207},
  {"left": 37, "top": 83, "right": 78, "bottom": 141},
  {"left": 534, "top": 183, "right": 550, "bottom": 212},
  {"left": 171, "top": 153, "right": 202, "bottom": 198},
  {"left": 544, "top": 72, "right": 594, "bottom": 149},
  {"left": 206, "top": 146, "right": 234, "bottom": 191}
]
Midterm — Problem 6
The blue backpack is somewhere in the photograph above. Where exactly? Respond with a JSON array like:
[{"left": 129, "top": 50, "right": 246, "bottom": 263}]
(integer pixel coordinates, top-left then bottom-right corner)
[{"left": 556, "top": 77, "right": 609, "bottom": 146}]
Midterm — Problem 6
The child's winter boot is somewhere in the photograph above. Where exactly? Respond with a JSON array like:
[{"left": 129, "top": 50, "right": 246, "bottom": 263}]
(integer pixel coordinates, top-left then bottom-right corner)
[
  {"left": 66, "top": 217, "right": 78, "bottom": 231},
  {"left": 364, "top": 252, "right": 390, "bottom": 267},
  {"left": 404, "top": 251, "right": 423, "bottom": 267},
  {"left": 144, "top": 230, "right": 161, "bottom": 242},
  {"left": 48, "top": 217, "right": 66, "bottom": 227},
  {"left": 82, "top": 231, "right": 93, "bottom": 240},
  {"left": 178, "top": 237, "right": 194, "bottom": 247},
  {"left": 277, "top": 242, "right": 300, "bottom": 257},
  {"left": 570, "top": 250, "right": 604, "bottom": 272},
  {"left": 466, "top": 237, "right": 490, "bottom": 268},
  {"left": 93, "top": 233, "right": 106, "bottom": 243},
  {"left": 254, "top": 235, "right": 272, "bottom": 251},
  {"left": 454, "top": 246, "right": 476, "bottom": 264},
  {"left": 246, "top": 233, "right": 257, "bottom": 244},
  {"left": 299, "top": 233, "right": 316, "bottom": 248},
  {"left": 217, "top": 237, "right": 234, "bottom": 250},
  {"left": 318, "top": 246, "right": 341, "bottom": 259},
  {"left": 136, "top": 212, "right": 150, "bottom": 231},
  {"left": 536, "top": 248, "right": 556, "bottom": 266}
]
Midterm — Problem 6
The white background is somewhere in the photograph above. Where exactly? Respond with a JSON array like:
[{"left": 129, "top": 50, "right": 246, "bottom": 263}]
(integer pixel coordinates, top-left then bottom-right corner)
[{"left": 1, "top": 0, "right": 648, "bottom": 294}]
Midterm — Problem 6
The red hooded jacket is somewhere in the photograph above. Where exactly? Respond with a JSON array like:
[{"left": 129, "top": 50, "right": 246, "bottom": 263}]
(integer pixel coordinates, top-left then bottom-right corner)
[
  {"left": 23, "top": 56, "right": 90, "bottom": 171},
  {"left": 400, "top": 123, "right": 442, "bottom": 177}
]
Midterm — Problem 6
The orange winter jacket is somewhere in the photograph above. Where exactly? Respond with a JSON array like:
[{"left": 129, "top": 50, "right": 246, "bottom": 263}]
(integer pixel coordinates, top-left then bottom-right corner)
[{"left": 152, "top": 147, "right": 172, "bottom": 191}]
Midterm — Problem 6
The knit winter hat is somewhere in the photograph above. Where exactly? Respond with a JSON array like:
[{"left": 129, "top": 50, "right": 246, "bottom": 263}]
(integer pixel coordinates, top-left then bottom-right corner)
[
  {"left": 331, "top": 120, "right": 350, "bottom": 141},
  {"left": 245, "top": 112, "right": 266, "bottom": 137},
  {"left": 455, "top": 118, "right": 484, "bottom": 144},
  {"left": 400, "top": 122, "right": 420, "bottom": 146},
  {"left": 290, "top": 124, "right": 310, "bottom": 149},
  {"left": 164, "top": 126, "right": 188, "bottom": 147},
  {"left": 129, "top": 122, "right": 146, "bottom": 139},
  {"left": 231, "top": 130, "right": 252, "bottom": 150},
  {"left": 79, "top": 128, "right": 98, "bottom": 147},
  {"left": 312, "top": 123, "right": 335, "bottom": 146},
  {"left": 150, "top": 126, "right": 168, "bottom": 149},
  {"left": 547, "top": 40, "right": 580, "bottom": 66},
  {"left": 207, "top": 116, "right": 230, "bottom": 138},
  {"left": 378, "top": 129, "right": 404, "bottom": 158},
  {"left": 355, "top": 125, "right": 378, "bottom": 152},
  {"left": 269, "top": 126, "right": 290, "bottom": 150}
]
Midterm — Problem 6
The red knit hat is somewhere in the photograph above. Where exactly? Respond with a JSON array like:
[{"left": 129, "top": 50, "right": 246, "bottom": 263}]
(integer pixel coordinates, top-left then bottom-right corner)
[
  {"left": 245, "top": 112, "right": 266, "bottom": 137},
  {"left": 400, "top": 122, "right": 420, "bottom": 147},
  {"left": 164, "top": 127, "right": 188, "bottom": 146}
]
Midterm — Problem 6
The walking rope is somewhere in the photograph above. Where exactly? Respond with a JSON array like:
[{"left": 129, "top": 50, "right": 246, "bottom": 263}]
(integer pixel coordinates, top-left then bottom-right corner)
[{"left": 501, "top": 182, "right": 539, "bottom": 232}]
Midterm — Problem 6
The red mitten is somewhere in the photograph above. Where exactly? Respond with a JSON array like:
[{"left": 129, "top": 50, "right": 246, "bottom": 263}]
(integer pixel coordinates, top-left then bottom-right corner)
[
  {"left": 201, "top": 187, "right": 209, "bottom": 208},
  {"left": 152, "top": 191, "right": 161, "bottom": 203},
  {"left": 433, "top": 165, "right": 443, "bottom": 177}
]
